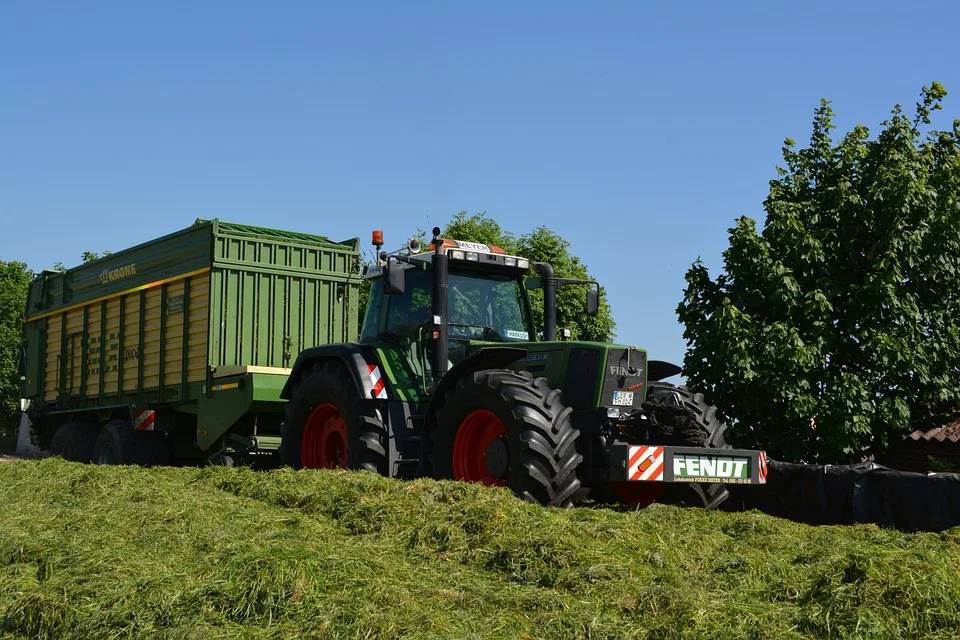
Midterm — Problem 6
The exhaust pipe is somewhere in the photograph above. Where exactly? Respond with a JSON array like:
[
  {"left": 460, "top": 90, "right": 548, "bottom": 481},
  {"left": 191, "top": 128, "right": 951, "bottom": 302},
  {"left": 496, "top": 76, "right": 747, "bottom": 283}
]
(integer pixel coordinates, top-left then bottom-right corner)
[
  {"left": 534, "top": 262, "right": 557, "bottom": 342},
  {"left": 431, "top": 227, "right": 449, "bottom": 384}
]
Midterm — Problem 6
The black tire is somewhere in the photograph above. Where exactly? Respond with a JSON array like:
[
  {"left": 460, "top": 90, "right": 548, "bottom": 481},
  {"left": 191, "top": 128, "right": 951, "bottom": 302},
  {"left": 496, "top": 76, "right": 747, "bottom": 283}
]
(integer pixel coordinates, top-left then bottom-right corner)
[
  {"left": 430, "top": 369, "right": 582, "bottom": 508},
  {"left": 279, "top": 360, "right": 388, "bottom": 474},
  {"left": 93, "top": 420, "right": 171, "bottom": 466},
  {"left": 208, "top": 452, "right": 235, "bottom": 467},
  {"left": 49, "top": 422, "right": 99, "bottom": 462},
  {"left": 646, "top": 381, "right": 731, "bottom": 509}
]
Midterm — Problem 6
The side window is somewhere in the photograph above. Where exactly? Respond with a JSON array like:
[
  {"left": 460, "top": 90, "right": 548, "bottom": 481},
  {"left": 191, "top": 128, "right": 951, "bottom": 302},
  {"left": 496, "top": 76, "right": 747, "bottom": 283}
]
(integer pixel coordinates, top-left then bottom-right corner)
[
  {"left": 359, "top": 279, "right": 383, "bottom": 343},
  {"left": 384, "top": 270, "right": 431, "bottom": 336}
]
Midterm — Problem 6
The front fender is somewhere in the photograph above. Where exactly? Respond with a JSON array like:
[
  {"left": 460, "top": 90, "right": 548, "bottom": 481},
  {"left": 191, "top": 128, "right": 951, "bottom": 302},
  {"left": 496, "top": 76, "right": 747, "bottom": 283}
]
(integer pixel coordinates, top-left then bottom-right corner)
[{"left": 647, "top": 360, "right": 682, "bottom": 382}]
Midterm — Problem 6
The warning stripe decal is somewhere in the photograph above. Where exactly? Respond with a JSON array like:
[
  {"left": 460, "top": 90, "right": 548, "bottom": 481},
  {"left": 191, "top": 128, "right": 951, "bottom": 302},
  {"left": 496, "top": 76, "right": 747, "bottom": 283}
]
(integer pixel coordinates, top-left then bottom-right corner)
[
  {"left": 134, "top": 409, "right": 156, "bottom": 431},
  {"left": 368, "top": 364, "right": 388, "bottom": 399},
  {"left": 758, "top": 451, "right": 768, "bottom": 484},
  {"left": 628, "top": 446, "right": 665, "bottom": 482}
]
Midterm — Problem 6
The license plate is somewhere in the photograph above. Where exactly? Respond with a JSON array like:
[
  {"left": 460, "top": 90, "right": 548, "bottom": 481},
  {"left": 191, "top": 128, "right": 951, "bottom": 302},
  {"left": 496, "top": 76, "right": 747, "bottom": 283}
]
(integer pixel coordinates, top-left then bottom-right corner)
[{"left": 612, "top": 391, "right": 634, "bottom": 406}]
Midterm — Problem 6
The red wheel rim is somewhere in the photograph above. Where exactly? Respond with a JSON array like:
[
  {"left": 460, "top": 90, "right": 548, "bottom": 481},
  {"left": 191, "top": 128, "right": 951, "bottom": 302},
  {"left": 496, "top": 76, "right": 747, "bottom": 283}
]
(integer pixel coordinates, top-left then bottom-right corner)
[
  {"left": 611, "top": 482, "right": 665, "bottom": 508},
  {"left": 301, "top": 403, "right": 348, "bottom": 469},
  {"left": 453, "top": 410, "right": 508, "bottom": 486}
]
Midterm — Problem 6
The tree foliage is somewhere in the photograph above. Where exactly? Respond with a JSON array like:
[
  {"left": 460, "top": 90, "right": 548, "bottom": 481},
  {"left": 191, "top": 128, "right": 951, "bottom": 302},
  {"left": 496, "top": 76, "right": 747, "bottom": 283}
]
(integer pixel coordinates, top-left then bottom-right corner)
[
  {"left": 0, "top": 261, "right": 33, "bottom": 445},
  {"left": 678, "top": 83, "right": 960, "bottom": 463},
  {"left": 2, "top": 251, "right": 108, "bottom": 447},
  {"left": 356, "top": 213, "right": 616, "bottom": 342},
  {"left": 443, "top": 212, "right": 616, "bottom": 342}
]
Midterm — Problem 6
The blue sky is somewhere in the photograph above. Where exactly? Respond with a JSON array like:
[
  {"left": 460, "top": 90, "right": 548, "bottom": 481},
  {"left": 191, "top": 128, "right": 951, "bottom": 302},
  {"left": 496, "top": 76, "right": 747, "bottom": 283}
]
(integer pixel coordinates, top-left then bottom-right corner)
[{"left": 2, "top": 1, "right": 958, "bottom": 369}]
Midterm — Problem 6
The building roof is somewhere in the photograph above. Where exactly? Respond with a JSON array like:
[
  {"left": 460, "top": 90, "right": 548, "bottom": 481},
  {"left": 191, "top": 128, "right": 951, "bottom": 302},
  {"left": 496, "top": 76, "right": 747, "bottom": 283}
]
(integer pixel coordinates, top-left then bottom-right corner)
[{"left": 909, "top": 418, "right": 960, "bottom": 444}]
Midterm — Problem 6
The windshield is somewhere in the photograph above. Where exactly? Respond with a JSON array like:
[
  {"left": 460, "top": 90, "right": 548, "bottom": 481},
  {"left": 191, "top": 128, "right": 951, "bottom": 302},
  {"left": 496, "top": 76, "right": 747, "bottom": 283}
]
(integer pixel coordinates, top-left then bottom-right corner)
[
  {"left": 448, "top": 271, "right": 531, "bottom": 342},
  {"left": 380, "top": 268, "right": 531, "bottom": 342}
]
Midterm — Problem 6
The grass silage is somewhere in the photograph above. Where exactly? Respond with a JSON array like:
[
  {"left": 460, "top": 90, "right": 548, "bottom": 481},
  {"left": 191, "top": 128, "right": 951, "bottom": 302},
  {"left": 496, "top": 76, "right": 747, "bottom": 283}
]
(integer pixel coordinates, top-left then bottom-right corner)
[{"left": 1, "top": 458, "right": 959, "bottom": 639}]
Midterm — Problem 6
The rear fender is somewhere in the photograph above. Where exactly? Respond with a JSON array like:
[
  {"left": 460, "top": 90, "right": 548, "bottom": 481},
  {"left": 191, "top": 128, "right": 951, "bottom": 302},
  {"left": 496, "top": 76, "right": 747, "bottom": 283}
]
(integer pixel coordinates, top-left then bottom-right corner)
[{"left": 280, "top": 344, "right": 380, "bottom": 400}]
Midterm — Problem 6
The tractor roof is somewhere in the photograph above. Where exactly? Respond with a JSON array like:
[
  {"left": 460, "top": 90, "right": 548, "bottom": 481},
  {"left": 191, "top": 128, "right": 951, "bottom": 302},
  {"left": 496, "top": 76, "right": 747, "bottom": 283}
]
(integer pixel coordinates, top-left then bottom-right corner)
[{"left": 364, "top": 237, "right": 531, "bottom": 279}]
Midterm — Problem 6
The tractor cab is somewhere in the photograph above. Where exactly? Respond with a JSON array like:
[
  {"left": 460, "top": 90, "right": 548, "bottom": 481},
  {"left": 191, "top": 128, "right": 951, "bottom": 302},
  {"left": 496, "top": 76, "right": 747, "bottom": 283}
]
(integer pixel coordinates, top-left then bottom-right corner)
[{"left": 360, "top": 230, "right": 539, "bottom": 391}]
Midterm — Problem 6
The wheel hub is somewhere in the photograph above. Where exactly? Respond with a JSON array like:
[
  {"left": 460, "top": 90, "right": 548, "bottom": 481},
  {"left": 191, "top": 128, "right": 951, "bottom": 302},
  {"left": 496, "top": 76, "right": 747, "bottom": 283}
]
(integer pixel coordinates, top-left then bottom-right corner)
[
  {"left": 96, "top": 446, "right": 117, "bottom": 465},
  {"left": 302, "top": 403, "right": 348, "bottom": 469},
  {"left": 452, "top": 409, "right": 509, "bottom": 486},
  {"left": 484, "top": 437, "right": 509, "bottom": 479}
]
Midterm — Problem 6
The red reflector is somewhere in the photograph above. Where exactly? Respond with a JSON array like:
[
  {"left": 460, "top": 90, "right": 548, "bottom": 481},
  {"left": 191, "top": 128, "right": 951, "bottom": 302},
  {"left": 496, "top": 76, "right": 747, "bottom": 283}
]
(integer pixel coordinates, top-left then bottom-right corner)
[
  {"left": 432, "top": 330, "right": 440, "bottom": 339},
  {"left": 628, "top": 383, "right": 644, "bottom": 391},
  {"left": 638, "top": 457, "right": 653, "bottom": 472}
]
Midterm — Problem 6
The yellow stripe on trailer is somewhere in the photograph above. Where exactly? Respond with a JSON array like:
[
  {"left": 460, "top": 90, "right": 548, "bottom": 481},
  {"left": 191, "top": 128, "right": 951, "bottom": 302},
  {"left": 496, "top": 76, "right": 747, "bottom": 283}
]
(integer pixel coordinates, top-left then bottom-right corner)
[{"left": 25, "top": 267, "right": 212, "bottom": 323}]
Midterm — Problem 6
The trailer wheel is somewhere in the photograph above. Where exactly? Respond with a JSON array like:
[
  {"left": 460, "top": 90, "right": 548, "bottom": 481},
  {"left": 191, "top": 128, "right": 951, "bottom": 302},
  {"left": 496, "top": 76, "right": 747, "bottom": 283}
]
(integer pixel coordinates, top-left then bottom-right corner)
[
  {"left": 92, "top": 420, "right": 171, "bottom": 466},
  {"left": 49, "top": 422, "right": 99, "bottom": 462},
  {"left": 280, "top": 360, "right": 388, "bottom": 474},
  {"left": 430, "top": 369, "right": 582, "bottom": 508}
]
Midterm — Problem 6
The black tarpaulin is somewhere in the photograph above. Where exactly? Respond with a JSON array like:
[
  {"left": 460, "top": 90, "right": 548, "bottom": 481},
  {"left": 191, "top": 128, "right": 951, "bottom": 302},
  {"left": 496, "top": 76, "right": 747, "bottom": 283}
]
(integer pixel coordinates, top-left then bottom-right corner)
[{"left": 723, "top": 460, "right": 960, "bottom": 532}]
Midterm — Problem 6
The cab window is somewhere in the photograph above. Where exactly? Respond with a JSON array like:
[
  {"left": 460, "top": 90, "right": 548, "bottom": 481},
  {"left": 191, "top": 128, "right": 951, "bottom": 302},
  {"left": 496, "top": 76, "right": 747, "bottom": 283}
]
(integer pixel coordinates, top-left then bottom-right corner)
[{"left": 383, "top": 269, "right": 432, "bottom": 337}]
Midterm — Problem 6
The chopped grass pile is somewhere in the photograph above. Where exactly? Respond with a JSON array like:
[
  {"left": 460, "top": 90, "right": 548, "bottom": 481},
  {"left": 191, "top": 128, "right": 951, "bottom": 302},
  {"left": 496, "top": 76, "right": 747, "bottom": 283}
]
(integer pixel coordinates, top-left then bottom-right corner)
[{"left": 2, "top": 459, "right": 959, "bottom": 639}]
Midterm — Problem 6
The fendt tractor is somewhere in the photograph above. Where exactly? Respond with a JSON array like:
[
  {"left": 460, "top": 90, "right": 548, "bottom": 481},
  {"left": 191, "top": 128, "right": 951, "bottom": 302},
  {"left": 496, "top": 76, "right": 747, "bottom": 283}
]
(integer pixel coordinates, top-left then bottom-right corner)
[{"left": 21, "top": 219, "right": 768, "bottom": 508}]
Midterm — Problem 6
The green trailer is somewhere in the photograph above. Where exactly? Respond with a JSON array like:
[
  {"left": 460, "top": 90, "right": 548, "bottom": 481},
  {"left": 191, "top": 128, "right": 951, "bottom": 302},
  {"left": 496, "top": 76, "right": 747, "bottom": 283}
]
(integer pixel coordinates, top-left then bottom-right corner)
[{"left": 21, "top": 219, "right": 362, "bottom": 465}]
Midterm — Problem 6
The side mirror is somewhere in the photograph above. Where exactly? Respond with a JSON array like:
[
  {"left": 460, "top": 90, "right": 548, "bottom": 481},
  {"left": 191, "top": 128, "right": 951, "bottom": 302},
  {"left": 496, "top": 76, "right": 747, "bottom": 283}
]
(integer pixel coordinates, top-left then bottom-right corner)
[
  {"left": 384, "top": 261, "right": 405, "bottom": 295},
  {"left": 586, "top": 289, "right": 599, "bottom": 316},
  {"left": 524, "top": 276, "right": 542, "bottom": 290}
]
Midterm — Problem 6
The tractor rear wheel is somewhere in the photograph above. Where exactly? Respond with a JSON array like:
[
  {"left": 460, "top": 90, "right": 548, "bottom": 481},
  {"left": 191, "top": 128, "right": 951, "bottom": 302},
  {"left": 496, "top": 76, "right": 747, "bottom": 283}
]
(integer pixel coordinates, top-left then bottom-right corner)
[
  {"left": 280, "top": 360, "right": 388, "bottom": 474},
  {"left": 431, "top": 369, "right": 582, "bottom": 508}
]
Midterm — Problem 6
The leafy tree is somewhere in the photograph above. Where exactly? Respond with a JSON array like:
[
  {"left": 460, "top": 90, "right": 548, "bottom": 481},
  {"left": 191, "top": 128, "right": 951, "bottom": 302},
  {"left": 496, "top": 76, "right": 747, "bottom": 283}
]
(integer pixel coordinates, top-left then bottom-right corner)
[
  {"left": 356, "top": 276, "right": 371, "bottom": 336},
  {"left": 677, "top": 83, "right": 960, "bottom": 463},
  {"left": 355, "top": 213, "right": 616, "bottom": 342},
  {"left": 0, "top": 261, "right": 33, "bottom": 447},
  {"left": 444, "top": 212, "right": 616, "bottom": 342},
  {"left": 1, "top": 251, "right": 109, "bottom": 448},
  {"left": 442, "top": 213, "right": 519, "bottom": 253}
]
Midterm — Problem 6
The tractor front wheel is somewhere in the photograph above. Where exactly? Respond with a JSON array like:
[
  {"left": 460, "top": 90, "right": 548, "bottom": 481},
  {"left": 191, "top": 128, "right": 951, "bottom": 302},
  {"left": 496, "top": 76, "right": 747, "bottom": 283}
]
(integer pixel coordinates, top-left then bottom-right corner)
[
  {"left": 431, "top": 370, "right": 582, "bottom": 507},
  {"left": 644, "top": 381, "right": 732, "bottom": 509}
]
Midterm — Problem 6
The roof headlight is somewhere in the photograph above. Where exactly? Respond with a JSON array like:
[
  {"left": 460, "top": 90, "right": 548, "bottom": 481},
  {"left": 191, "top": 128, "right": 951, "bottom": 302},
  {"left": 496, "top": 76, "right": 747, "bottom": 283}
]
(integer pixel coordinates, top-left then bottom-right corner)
[
  {"left": 466, "top": 252, "right": 479, "bottom": 261},
  {"left": 450, "top": 250, "right": 465, "bottom": 260},
  {"left": 503, "top": 257, "right": 517, "bottom": 267},
  {"left": 517, "top": 258, "right": 530, "bottom": 269}
]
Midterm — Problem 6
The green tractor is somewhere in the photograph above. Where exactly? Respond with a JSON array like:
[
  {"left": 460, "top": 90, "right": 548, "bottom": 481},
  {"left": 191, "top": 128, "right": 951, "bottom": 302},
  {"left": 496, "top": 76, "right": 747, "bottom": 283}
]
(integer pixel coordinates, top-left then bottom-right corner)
[{"left": 279, "top": 228, "right": 768, "bottom": 508}]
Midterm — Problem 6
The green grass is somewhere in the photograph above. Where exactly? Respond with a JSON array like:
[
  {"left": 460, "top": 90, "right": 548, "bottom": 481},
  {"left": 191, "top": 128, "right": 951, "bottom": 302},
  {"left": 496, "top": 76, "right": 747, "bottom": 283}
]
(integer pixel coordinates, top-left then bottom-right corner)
[{"left": 2, "top": 459, "right": 959, "bottom": 639}]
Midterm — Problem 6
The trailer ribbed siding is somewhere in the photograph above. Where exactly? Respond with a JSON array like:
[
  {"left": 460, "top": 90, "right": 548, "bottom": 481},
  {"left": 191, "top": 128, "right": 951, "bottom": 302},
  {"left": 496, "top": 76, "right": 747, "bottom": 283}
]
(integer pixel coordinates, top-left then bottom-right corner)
[
  {"left": 208, "top": 224, "right": 358, "bottom": 370},
  {"left": 22, "top": 219, "right": 360, "bottom": 414},
  {"left": 36, "top": 270, "right": 210, "bottom": 404}
]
